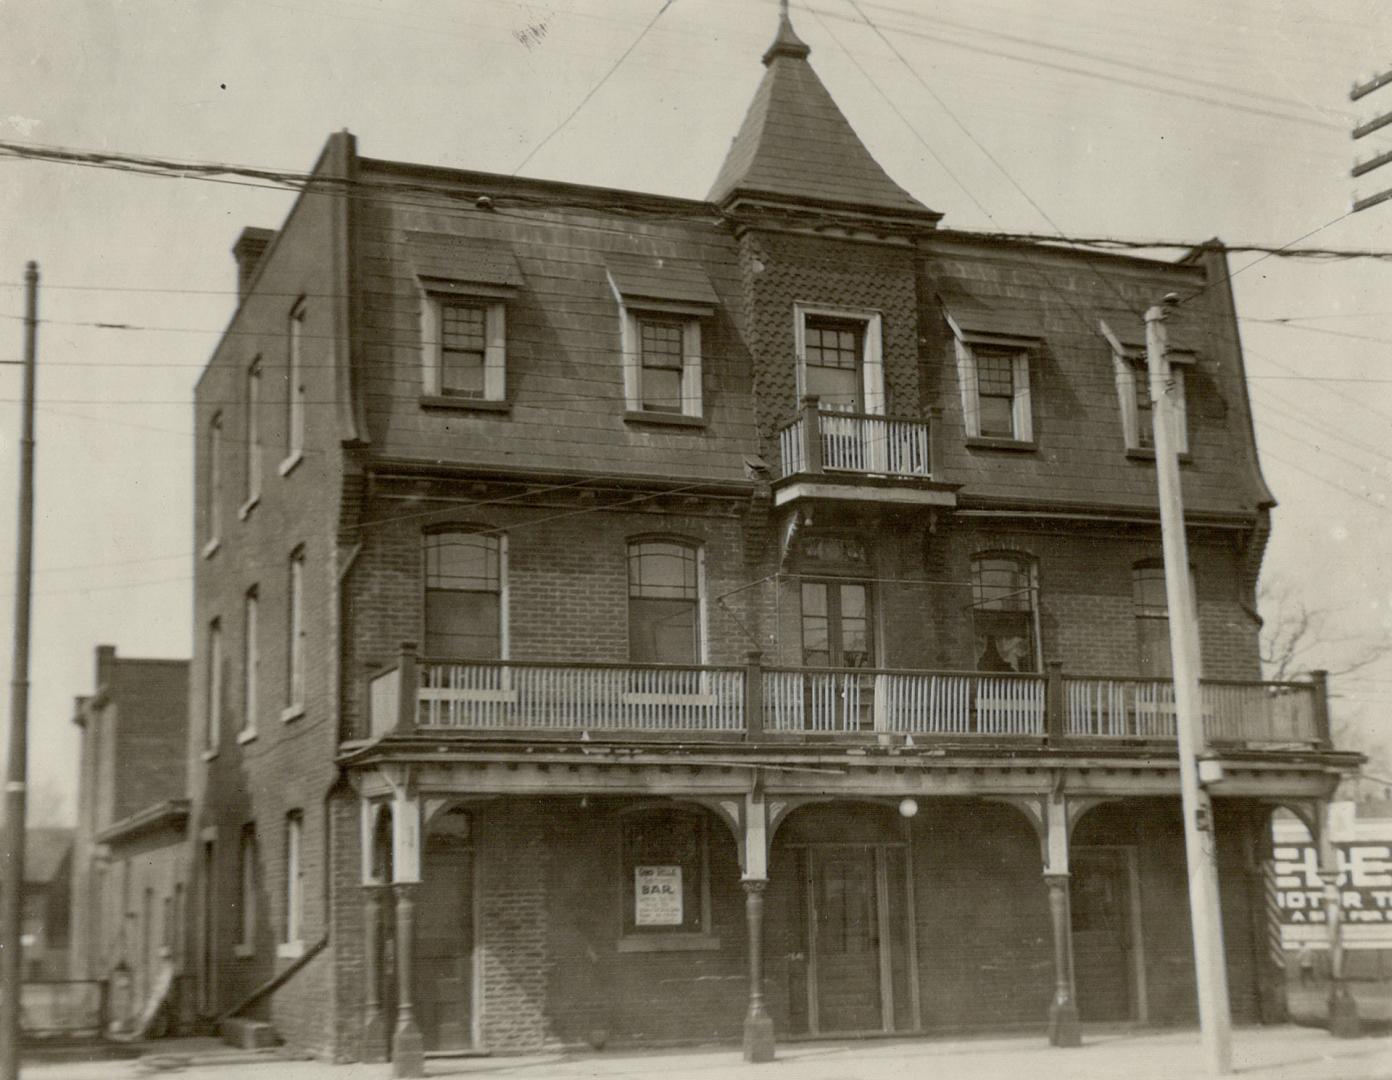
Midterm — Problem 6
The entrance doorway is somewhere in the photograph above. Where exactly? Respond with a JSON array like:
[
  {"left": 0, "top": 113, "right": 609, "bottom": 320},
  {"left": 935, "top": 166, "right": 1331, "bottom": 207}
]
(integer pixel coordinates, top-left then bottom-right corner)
[
  {"left": 1070, "top": 846, "right": 1146, "bottom": 1023},
  {"left": 417, "top": 807, "right": 477, "bottom": 1052},
  {"left": 788, "top": 843, "right": 916, "bottom": 1036}
]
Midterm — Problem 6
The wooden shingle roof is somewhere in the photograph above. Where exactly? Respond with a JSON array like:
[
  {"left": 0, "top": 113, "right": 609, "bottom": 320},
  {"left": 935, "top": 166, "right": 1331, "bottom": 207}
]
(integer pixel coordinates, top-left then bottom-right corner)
[{"left": 707, "top": 8, "right": 936, "bottom": 221}]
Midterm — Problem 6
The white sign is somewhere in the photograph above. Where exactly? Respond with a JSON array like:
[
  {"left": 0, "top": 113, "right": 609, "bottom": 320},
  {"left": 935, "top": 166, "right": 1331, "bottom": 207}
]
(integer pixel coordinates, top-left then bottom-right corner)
[
  {"left": 1272, "top": 810, "right": 1392, "bottom": 949},
  {"left": 634, "top": 865, "right": 683, "bottom": 927}
]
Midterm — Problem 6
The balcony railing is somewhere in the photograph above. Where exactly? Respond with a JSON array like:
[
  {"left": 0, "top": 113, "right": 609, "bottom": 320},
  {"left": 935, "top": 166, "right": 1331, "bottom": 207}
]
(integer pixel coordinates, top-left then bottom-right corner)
[
  {"left": 1063, "top": 676, "right": 1322, "bottom": 744},
  {"left": 777, "top": 396, "right": 939, "bottom": 480},
  {"left": 364, "top": 646, "right": 1331, "bottom": 750}
]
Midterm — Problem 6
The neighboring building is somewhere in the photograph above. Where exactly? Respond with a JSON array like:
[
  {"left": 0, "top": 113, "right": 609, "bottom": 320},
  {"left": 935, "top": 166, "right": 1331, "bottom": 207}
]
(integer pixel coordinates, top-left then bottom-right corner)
[
  {"left": 13, "top": 827, "right": 73, "bottom": 980},
  {"left": 69, "top": 645, "right": 190, "bottom": 1029},
  {"left": 187, "top": 8, "right": 1359, "bottom": 1071}
]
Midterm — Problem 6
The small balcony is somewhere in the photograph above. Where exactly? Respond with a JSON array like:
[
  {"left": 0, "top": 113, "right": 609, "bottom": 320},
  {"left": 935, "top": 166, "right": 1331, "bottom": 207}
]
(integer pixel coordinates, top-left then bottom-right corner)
[
  {"left": 365, "top": 647, "right": 1331, "bottom": 751},
  {"left": 773, "top": 397, "right": 956, "bottom": 509}
]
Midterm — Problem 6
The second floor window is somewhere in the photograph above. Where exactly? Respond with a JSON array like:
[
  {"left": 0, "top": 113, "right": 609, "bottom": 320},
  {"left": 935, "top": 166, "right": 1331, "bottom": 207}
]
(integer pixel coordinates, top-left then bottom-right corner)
[
  {"left": 287, "top": 548, "right": 305, "bottom": 714},
  {"left": 970, "top": 553, "right": 1040, "bottom": 673},
  {"left": 628, "top": 541, "right": 701, "bottom": 664},
  {"left": 237, "top": 824, "right": 257, "bottom": 955},
  {"left": 1133, "top": 561, "right": 1172, "bottom": 677},
  {"left": 423, "top": 531, "right": 504, "bottom": 658},
  {"left": 800, "top": 580, "right": 873, "bottom": 668}
]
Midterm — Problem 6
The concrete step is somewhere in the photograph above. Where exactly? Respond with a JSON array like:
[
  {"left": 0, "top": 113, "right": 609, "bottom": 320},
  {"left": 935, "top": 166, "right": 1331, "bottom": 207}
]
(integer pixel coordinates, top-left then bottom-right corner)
[{"left": 217, "top": 1016, "right": 282, "bottom": 1051}]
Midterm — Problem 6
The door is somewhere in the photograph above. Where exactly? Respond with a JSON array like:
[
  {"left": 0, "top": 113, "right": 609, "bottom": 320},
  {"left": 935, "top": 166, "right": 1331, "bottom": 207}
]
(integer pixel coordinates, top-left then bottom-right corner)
[
  {"left": 417, "top": 809, "right": 475, "bottom": 1052},
  {"left": 1070, "top": 848, "right": 1141, "bottom": 1022},
  {"left": 798, "top": 845, "right": 914, "bottom": 1035},
  {"left": 800, "top": 582, "right": 875, "bottom": 731}
]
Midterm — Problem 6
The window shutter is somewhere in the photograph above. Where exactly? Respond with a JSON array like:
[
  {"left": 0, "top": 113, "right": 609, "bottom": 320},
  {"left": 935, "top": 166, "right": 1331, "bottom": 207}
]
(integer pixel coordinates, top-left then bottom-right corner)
[
  {"left": 1169, "top": 367, "right": 1188, "bottom": 454},
  {"left": 420, "top": 295, "right": 441, "bottom": 396},
  {"left": 484, "top": 303, "right": 506, "bottom": 401},
  {"left": 1011, "top": 352, "right": 1033, "bottom": 442},
  {"left": 955, "top": 339, "right": 981, "bottom": 437},
  {"left": 1113, "top": 350, "right": 1137, "bottom": 448},
  {"left": 681, "top": 320, "right": 703, "bottom": 418},
  {"left": 861, "top": 314, "right": 885, "bottom": 415}
]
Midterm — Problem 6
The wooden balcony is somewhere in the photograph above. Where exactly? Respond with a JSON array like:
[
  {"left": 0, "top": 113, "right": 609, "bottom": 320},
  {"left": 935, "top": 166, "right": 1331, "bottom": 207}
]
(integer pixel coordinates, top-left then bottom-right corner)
[
  {"left": 365, "top": 647, "right": 1331, "bottom": 751},
  {"left": 772, "top": 397, "right": 956, "bottom": 509}
]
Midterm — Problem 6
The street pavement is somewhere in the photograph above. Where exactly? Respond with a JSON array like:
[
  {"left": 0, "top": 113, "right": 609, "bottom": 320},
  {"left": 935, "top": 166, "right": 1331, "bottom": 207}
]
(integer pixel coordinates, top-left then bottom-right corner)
[{"left": 20, "top": 1026, "right": 1392, "bottom": 1080}]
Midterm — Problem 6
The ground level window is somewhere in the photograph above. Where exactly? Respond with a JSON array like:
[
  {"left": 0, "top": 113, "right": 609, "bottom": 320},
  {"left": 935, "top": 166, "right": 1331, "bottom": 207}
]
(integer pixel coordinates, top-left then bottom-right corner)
[{"left": 621, "top": 810, "right": 708, "bottom": 935}]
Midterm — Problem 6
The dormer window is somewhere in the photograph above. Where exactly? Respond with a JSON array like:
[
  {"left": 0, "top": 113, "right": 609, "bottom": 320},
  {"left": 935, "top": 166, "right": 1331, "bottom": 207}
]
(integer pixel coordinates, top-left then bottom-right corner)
[
  {"left": 607, "top": 253, "right": 718, "bottom": 426},
  {"left": 408, "top": 232, "right": 523, "bottom": 412},
  {"left": 942, "top": 295, "right": 1042, "bottom": 449},
  {"left": 1113, "top": 347, "right": 1190, "bottom": 456}
]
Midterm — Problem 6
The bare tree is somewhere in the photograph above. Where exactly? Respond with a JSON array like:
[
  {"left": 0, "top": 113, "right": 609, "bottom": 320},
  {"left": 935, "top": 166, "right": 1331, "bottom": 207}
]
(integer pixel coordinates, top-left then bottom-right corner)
[{"left": 1259, "top": 579, "right": 1390, "bottom": 682}]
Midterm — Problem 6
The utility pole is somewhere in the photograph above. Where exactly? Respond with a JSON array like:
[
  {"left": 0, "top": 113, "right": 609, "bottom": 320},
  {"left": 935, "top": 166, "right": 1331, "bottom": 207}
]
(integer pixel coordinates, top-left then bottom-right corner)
[
  {"left": 0, "top": 261, "right": 38, "bottom": 1080},
  {"left": 1146, "top": 296, "right": 1232, "bottom": 1076}
]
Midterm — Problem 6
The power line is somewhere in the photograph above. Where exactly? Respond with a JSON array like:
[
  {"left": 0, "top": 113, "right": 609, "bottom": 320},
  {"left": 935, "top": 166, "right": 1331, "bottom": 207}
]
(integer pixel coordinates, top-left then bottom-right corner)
[{"left": 511, "top": 0, "right": 678, "bottom": 175}]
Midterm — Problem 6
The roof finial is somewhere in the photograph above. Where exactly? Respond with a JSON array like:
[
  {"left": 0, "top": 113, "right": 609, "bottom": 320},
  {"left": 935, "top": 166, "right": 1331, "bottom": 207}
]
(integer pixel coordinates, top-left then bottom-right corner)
[{"left": 763, "top": 0, "right": 810, "bottom": 65}]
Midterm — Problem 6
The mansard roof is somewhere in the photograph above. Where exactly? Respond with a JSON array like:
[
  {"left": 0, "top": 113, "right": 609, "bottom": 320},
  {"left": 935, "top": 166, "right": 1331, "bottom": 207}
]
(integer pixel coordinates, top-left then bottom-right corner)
[{"left": 707, "top": 7, "right": 938, "bottom": 222}]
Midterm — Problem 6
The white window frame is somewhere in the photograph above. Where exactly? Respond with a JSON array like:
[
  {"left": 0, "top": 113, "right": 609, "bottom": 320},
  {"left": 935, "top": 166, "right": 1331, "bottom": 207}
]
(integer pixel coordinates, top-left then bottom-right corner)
[
  {"left": 204, "top": 412, "right": 223, "bottom": 557},
  {"left": 279, "top": 812, "right": 304, "bottom": 957},
  {"left": 242, "top": 359, "right": 262, "bottom": 514},
  {"left": 235, "top": 825, "right": 256, "bottom": 958},
  {"left": 608, "top": 278, "right": 707, "bottom": 419},
  {"left": 952, "top": 334, "right": 1033, "bottom": 443},
  {"left": 1113, "top": 348, "right": 1189, "bottom": 455},
  {"left": 284, "top": 547, "right": 305, "bottom": 722},
  {"left": 793, "top": 303, "right": 884, "bottom": 415},
  {"left": 419, "top": 287, "right": 507, "bottom": 401},
  {"left": 205, "top": 618, "right": 223, "bottom": 757},
  {"left": 283, "top": 300, "right": 306, "bottom": 471},
  {"left": 240, "top": 587, "right": 259, "bottom": 742}
]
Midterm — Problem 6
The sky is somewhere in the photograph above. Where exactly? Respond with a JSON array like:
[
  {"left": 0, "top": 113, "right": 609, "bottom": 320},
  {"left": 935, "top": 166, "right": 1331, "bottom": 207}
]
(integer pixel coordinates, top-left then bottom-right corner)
[{"left": 1, "top": 0, "right": 1390, "bottom": 825}]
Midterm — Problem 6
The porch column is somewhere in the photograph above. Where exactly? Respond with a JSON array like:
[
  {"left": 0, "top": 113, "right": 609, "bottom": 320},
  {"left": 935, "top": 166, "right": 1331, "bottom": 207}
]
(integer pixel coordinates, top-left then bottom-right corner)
[
  {"left": 391, "top": 882, "right": 425, "bottom": 1077},
  {"left": 742, "top": 792, "right": 774, "bottom": 1062},
  {"left": 1317, "top": 804, "right": 1360, "bottom": 1038},
  {"left": 360, "top": 885, "right": 388, "bottom": 1063},
  {"left": 1042, "top": 792, "right": 1080, "bottom": 1047}
]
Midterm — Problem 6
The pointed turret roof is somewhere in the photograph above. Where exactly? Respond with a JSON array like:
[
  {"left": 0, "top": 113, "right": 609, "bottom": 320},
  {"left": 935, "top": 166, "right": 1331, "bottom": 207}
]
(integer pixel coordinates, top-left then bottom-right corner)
[{"left": 707, "top": 3, "right": 936, "bottom": 222}]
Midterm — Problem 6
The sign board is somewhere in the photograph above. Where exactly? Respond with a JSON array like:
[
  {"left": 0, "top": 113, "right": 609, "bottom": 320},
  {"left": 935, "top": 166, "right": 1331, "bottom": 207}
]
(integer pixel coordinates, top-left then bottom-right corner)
[
  {"left": 1273, "top": 811, "right": 1392, "bottom": 949},
  {"left": 634, "top": 865, "right": 683, "bottom": 927}
]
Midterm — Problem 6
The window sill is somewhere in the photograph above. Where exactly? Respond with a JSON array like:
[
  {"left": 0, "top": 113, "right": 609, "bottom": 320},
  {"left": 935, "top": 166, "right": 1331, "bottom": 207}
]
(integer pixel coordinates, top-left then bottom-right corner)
[
  {"left": 276, "top": 941, "right": 304, "bottom": 961},
  {"left": 238, "top": 496, "right": 260, "bottom": 521},
  {"left": 1126, "top": 447, "right": 1192, "bottom": 464},
  {"left": 278, "top": 451, "right": 304, "bottom": 478},
  {"left": 200, "top": 748, "right": 218, "bottom": 763},
  {"left": 624, "top": 410, "right": 705, "bottom": 429},
  {"left": 201, "top": 538, "right": 221, "bottom": 560},
  {"left": 420, "top": 394, "right": 512, "bottom": 414},
  {"left": 617, "top": 933, "right": 721, "bottom": 954},
  {"left": 281, "top": 704, "right": 305, "bottom": 724},
  {"left": 965, "top": 436, "right": 1037, "bottom": 452},
  {"left": 232, "top": 943, "right": 255, "bottom": 960},
  {"left": 236, "top": 728, "right": 258, "bottom": 745}
]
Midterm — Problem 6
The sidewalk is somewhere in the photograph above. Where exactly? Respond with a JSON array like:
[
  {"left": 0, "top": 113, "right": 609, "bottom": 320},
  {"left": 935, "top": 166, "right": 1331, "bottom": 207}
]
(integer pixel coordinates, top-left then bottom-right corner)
[{"left": 20, "top": 1026, "right": 1392, "bottom": 1080}]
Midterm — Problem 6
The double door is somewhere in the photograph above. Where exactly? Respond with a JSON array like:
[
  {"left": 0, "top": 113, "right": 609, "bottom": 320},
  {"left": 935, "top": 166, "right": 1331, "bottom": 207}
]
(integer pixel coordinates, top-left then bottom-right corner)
[{"left": 788, "top": 844, "right": 917, "bottom": 1036}]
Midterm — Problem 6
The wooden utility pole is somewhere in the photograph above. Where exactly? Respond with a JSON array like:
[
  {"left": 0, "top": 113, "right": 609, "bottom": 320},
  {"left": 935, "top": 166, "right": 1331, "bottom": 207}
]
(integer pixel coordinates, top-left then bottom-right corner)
[
  {"left": 0, "top": 262, "right": 38, "bottom": 1080},
  {"left": 1146, "top": 296, "right": 1233, "bottom": 1076}
]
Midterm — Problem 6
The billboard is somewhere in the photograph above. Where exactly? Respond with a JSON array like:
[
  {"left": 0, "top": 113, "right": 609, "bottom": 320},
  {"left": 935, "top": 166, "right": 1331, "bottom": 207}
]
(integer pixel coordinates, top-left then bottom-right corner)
[{"left": 1272, "top": 808, "right": 1392, "bottom": 949}]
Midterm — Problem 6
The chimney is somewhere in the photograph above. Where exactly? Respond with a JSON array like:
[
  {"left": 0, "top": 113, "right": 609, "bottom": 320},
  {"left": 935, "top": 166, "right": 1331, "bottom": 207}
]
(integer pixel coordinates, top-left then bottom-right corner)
[{"left": 232, "top": 227, "right": 277, "bottom": 301}]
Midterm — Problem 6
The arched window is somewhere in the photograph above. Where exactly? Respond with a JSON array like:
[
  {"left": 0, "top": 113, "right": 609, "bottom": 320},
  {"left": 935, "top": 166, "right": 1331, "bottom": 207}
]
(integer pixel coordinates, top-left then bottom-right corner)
[
  {"left": 627, "top": 540, "right": 702, "bottom": 664},
  {"left": 423, "top": 531, "right": 504, "bottom": 659},
  {"left": 970, "top": 553, "right": 1040, "bottom": 673},
  {"left": 1132, "top": 560, "right": 1170, "bottom": 677}
]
